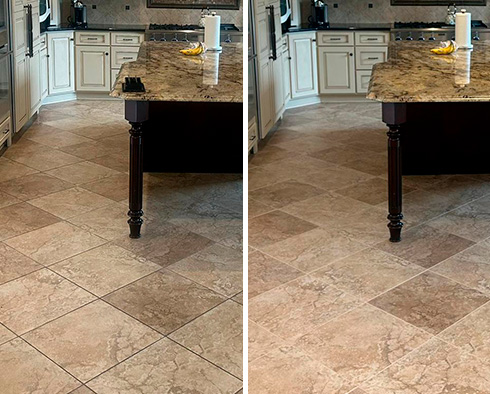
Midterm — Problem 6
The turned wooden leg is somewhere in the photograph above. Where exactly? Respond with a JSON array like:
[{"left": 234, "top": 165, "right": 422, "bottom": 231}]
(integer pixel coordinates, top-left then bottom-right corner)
[
  {"left": 125, "top": 101, "right": 149, "bottom": 239},
  {"left": 128, "top": 121, "right": 144, "bottom": 239},
  {"left": 387, "top": 124, "right": 403, "bottom": 242}
]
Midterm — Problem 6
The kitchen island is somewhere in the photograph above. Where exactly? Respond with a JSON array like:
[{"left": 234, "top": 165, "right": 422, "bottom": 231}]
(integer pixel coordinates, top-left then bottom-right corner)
[
  {"left": 111, "top": 41, "right": 243, "bottom": 238},
  {"left": 368, "top": 41, "right": 490, "bottom": 242}
]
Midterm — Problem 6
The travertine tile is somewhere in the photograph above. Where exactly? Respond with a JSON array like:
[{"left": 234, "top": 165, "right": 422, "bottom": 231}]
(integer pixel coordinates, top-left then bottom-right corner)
[
  {"left": 249, "top": 166, "right": 289, "bottom": 191},
  {"left": 0, "top": 242, "right": 41, "bottom": 285},
  {"left": 0, "top": 202, "right": 60, "bottom": 241},
  {"left": 260, "top": 227, "right": 366, "bottom": 272},
  {"left": 421, "top": 175, "right": 490, "bottom": 207},
  {"left": 80, "top": 173, "right": 129, "bottom": 202},
  {"left": 26, "top": 129, "right": 93, "bottom": 148},
  {"left": 170, "top": 300, "right": 242, "bottom": 377},
  {"left": 296, "top": 304, "right": 432, "bottom": 386},
  {"left": 168, "top": 243, "right": 242, "bottom": 297},
  {"left": 0, "top": 338, "right": 79, "bottom": 393},
  {"left": 115, "top": 221, "right": 213, "bottom": 267},
  {"left": 88, "top": 339, "right": 242, "bottom": 394},
  {"left": 376, "top": 225, "right": 475, "bottom": 268},
  {"left": 23, "top": 301, "right": 162, "bottom": 382},
  {"left": 51, "top": 244, "right": 160, "bottom": 297},
  {"left": 249, "top": 145, "right": 294, "bottom": 166},
  {"left": 276, "top": 135, "right": 336, "bottom": 154},
  {"left": 0, "top": 324, "right": 15, "bottom": 345},
  {"left": 232, "top": 292, "right": 243, "bottom": 304},
  {"left": 70, "top": 386, "right": 95, "bottom": 394},
  {"left": 70, "top": 123, "right": 126, "bottom": 140},
  {"left": 249, "top": 275, "right": 362, "bottom": 339},
  {"left": 250, "top": 180, "right": 326, "bottom": 209},
  {"left": 370, "top": 272, "right": 489, "bottom": 334},
  {"left": 361, "top": 338, "right": 490, "bottom": 394},
  {"left": 59, "top": 141, "right": 125, "bottom": 160},
  {"left": 104, "top": 270, "right": 225, "bottom": 334},
  {"left": 0, "top": 173, "right": 73, "bottom": 201},
  {"left": 0, "top": 157, "right": 38, "bottom": 182},
  {"left": 0, "top": 190, "right": 21, "bottom": 209},
  {"left": 248, "top": 210, "right": 317, "bottom": 249},
  {"left": 90, "top": 152, "right": 129, "bottom": 173},
  {"left": 0, "top": 269, "right": 95, "bottom": 334},
  {"left": 312, "top": 248, "right": 424, "bottom": 301},
  {"left": 249, "top": 345, "right": 352, "bottom": 394},
  {"left": 248, "top": 198, "right": 273, "bottom": 218},
  {"left": 302, "top": 166, "right": 374, "bottom": 191},
  {"left": 248, "top": 321, "right": 286, "bottom": 363},
  {"left": 5, "top": 222, "right": 106, "bottom": 266},
  {"left": 29, "top": 187, "right": 113, "bottom": 220},
  {"left": 260, "top": 156, "right": 334, "bottom": 183},
  {"left": 248, "top": 251, "right": 302, "bottom": 299},
  {"left": 47, "top": 161, "right": 120, "bottom": 185}
]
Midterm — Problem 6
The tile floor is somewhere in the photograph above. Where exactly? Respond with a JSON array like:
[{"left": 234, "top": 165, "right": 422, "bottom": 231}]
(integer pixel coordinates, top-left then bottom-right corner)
[
  {"left": 249, "top": 102, "right": 490, "bottom": 393},
  {"left": 0, "top": 100, "right": 243, "bottom": 394}
]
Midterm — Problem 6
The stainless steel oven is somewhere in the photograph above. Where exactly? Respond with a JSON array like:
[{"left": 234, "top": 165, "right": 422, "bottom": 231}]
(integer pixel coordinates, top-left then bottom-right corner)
[{"left": 0, "top": 0, "right": 11, "bottom": 126}]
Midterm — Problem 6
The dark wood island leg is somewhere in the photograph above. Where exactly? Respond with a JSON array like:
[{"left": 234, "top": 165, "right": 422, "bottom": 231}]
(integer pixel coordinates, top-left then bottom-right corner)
[
  {"left": 125, "top": 101, "right": 149, "bottom": 238},
  {"left": 382, "top": 103, "right": 407, "bottom": 242}
]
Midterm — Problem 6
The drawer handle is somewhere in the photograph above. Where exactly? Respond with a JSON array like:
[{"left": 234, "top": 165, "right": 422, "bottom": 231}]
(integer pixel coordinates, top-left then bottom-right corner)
[
  {"left": 122, "top": 56, "right": 134, "bottom": 59},
  {"left": 86, "top": 37, "right": 98, "bottom": 40},
  {"left": 122, "top": 38, "right": 133, "bottom": 41},
  {"left": 249, "top": 135, "right": 257, "bottom": 141},
  {"left": 367, "top": 57, "right": 380, "bottom": 60},
  {"left": 366, "top": 38, "right": 379, "bottom": 41},
  {"left": 330, "top": 38, "right": 342, "bottom": 41}
]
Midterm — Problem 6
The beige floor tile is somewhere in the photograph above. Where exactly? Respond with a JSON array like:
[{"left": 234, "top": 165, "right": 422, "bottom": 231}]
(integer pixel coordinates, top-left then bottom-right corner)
[
  {"left": 260, "top": 227, "right": 367, "bottom": 273},
  {"left": 87, "top": 338, "right": 242, "bottom": 394},
  {"left": 282, "top": 192, "right": 372, "bottom": 228},
  {"left": 0, "top": 338, "right": 79, "bottom": 394},
  {"left": 296, "top": 304, "right": 432, "bottom": 387},
  {"left": 261, "top": 156, "right": 334, "bottom": 183},
  {"left": 0, "top": 173, "right": 73, "bottom": 201},
  {"left": 0, "top": 202, "right": 60, "bottom": 241},
  {"left": 23, "top": 300, "right": 162, "bottom": 382},
  {"left": 361, "top": 338, "right": 490, "bottom": 394},
  {"left": 421, "top": 175, "right": 490, "bottom": 206},
  {"left": 43, "top": 117, "right": 113, "bottom": 132},
  {"left": 249, "top": 321, "right": 286, "bottom": 363},
  {"left": 248, "top": 198, "right": 274, "bottom": 219},
  {"left": 5, "top": 222, "right": 106, "bottom": 266},
  {"left": 115, "top": 221, "right": 213, "bottom": 267},
  {"left": 439, "top": 302, "right": 490, "bottom": 362},
  {"left": 312, "top": 248, "right": 424, "bottom": 301},
  {"left": 248, "top": 210, "right": 317, "bottom": 249},
  {"left": 249, "top": 275, "right": 362, "bottom": 339},
  {"left": 309, "top": 145, "right": 378, "bottom": 166},
  {"left": 249, "top": 345, "right": 352, "bottom": 394},
  {"left": 248, "top": 250, "right": 302, "bottom": 299},
  {"left": 90, "top": 152, "right": 129, "bottom": 173},
  {"left": 0, "top": 242, "right": 41, "bottom": 285},
  {"left": 249, "top": 166, "right": 289, "bottom": 191},
  {"left": 70, "top": 123, "right": 126, "bottom": 140},
  {"left": 0, "top": 325, "right": 15, "bottom": 345},
  {"left": 276, "top": 135, "right": 336, "bottom": 154},
  {"left": 232, "top": 292, "right": 242, "bottom": 304},
  {"left": 249, "top": 145, "right": 295, "bottom": 166},
  {"left": 302, "top": 166, "right": 374, "bottom": 191},
  {"left": 0, "top": 269, "right": 95, "bottom": 334},
  {"left": 104, "top": 270, "right": 225, "bottom": 334},
  {"left": 70, "top": 386, "right": 95, "bottom": 394},
  {"left": 0, "top": 191, "right": 21, "bottom": 209},
  {"left": 376, "top": 224, "right": 475, "bottom": 268},
  {"left": 51, "top": 244, "right": 160, "bottom": 297},
  {"left": 98, "top": 133, "right": 130, "bottom": 151},
  {"left": 29, "top": 187, "right": 113, "bottom": 220},
  {"left": 59, "top": 141, "right": 125, "bottom": 160},
  {"left": 80, "top": 173, "right": 129, "bottom": 202},
  {"left": 26, "top": 129, "right": 93, "bottom": 148},
  {"left": 370, "top": 272, "right": 489, "bottom": 335},
  {"left": 267, "top": 128, "right": 303, "bottom": 145},
  {"left": 432, "top": 242, "right": 490, "bottom": 295},
  {"left": 47, "top": 161, "right": 120, "bottom": 185},
  {"left": 250, "top": 180, "right": 326, "bottom": 209},
  {"left": 168, "top": 243, "right": 242, "bottom": 297},
  {"left": 170, "top": 300, "right": 242, "bottom": 377},
  {"left": 0, "top": 157, "right": 38, "bottom": 182}
]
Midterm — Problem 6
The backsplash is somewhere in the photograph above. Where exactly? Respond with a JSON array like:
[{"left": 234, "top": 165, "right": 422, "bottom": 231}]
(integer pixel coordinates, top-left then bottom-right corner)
[
  {"left": 301, "top": 0, "right": 490, "bottom": 24},
  {"left": 61, "top": 0, "right": 243, "bottom": 27}
]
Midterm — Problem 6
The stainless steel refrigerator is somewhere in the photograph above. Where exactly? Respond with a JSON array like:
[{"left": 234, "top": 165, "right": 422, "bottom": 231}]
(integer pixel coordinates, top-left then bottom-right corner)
[
  {"left": 248, "top": 0, "right": 259, "bottom": 145},
  {"left": 0, "top": 0, "right": 12, "bottom": 146}
]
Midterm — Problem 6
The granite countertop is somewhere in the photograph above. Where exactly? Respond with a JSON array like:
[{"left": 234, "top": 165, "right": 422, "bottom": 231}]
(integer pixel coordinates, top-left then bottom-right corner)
[
  {"left": 288, "top": 23, "right": 392, "bottom": 33},
  {"left": 368, "top": 41, "right": 490, "bottom": 103},
  {"left": 110, "top": 41, "right": 243, "bottom": 102},
  {"left": 46, "top": 23, "right": 147, "bottom": 32}
]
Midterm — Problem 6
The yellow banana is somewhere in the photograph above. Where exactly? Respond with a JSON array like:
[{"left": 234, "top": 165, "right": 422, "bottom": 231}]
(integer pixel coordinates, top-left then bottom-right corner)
[
  {"left": 180, "top": 42, "right": 204, "bottom": 56},
  {"left": 431, "top": 41, "right": 456, "bottom": 55}
]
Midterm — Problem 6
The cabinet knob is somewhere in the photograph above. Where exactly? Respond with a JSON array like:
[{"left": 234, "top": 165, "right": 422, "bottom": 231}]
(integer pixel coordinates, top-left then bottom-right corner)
[
  {"left": 350, "top": 53, "right": 353, "bottom": 56},
  {"left": 312, "top": 39, "right": 316, "bottom": 42},
  {"left": 106, "top": 52, "right": 109, "bottom": 56},
  {"left": 70, "top": 38, "right": 74, "bottom": 41}
]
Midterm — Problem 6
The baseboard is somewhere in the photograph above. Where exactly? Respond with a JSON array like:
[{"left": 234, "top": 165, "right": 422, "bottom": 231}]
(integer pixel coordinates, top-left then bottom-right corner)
[
  {"left": 42, "top": 93, "right": 77, "bottom": 105},
  {"left": 42, "top": 92, "right": 121, "bottom": 105},
  {"left": 286, "top": 96, "right": 321, "bottom": 109},
  {"left": 320, "top": 94, "right": 372, "bottom": 103}
]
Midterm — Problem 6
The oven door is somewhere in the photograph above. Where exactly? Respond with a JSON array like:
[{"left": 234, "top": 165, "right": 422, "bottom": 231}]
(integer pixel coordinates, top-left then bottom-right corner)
[{"left": 0, "top": 46, "right": 11, "bottom": 125}]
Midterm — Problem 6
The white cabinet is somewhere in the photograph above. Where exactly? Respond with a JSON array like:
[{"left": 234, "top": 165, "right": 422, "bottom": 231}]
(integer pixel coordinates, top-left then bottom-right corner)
[
  {"left": 111, "top": 69, "right": 120, "bottom": 88},
  {"left": 110, "top": 46, "right": 139, "bottom": 69},
  {"left": 14, "top": 54, "right": 29, "bottom": 130},
  {"left": 288, "top": 32, "right": 318, "bottom": 99},
  {"left": 29, "top": 45, "right": 42, "bottom": 116},
  {"left": 40, "top": 47, "right": 48, "bottom": 100},
  {"left": 75, "top": 31, "right": 110, "bottom": 46},
  {"left": 355, "top": 47, "right": 388, "bottom": 70},
  {"left": 273, "top": 51, "right": 284, "bottom": 121},
  {"left": 317, "top": 32, "right": 354, "bottom": 46},
  {"left": 48, "top": 31, "right": 75, "bottom": 95},
  {"left": 355, "top": 31, "right": 390, "bottom": 46},
  {"left": 12, "top": 9, "right": 26, "bottom": 57},
  {"left": 76, "top": 45, "right": 111, "bottom": 92},
  {"left": 282, "top": 47, "right": 291, "bottom": 106},
  {"left": 111, "top": 32, "right": 144, "bottom": 46},
  {"left": 258, "top": 57, "right": 274, "bottom": 138},
  {"left": 318, "top": 46, "right": 356, "bottom": 94},
  {"left": 255, "top": 11, "right": 270, "bottom": 59},
  {"left": 356, "top": 70, "right": 372, "bottom": 94}
]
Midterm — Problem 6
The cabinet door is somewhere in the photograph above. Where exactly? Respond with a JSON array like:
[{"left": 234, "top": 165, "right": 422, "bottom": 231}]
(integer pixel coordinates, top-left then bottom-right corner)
[
  {"left": 288, "top": 32, "right": 318, "bottom": 99},
  {"left": 29, "top": 46, "right": 42, "bottom": 116},
  {"left": 110, "top": 46, "right": 139, "bottom": 69},
  {"left": 13, "top": 9, "right": 26, "bottom": 57},
  {"left": 272, "top": 53, "right": 284, "bottom": 122},
  {"left": 258, "top": 58, "right": 274, "bottom": 138},
  {"left": 282, "top": 50, "right": 291, "bottom": 106},
  {"left": 40, "top": 47, "right": 48, "bottom": 100},
  {"left": 48, "top": 32, "right": 75, "bottom": 95},
  {"left": 14, "top": 54, "right": 28, "bottom": 132},
  {"left": 31, "top": 4, "right": 41, "bottom": 46},
  {"left": 76, "top": 46, "right": 111, "bottom": 92},
  {"left": 355, "top": 47, "right": 388, "bottom": 70},
  {"left": 318, "top": 46, "right": 356, "bottom": 94},
  {"left": 256, "top": 11, "right": 270, "bottom": 59}
]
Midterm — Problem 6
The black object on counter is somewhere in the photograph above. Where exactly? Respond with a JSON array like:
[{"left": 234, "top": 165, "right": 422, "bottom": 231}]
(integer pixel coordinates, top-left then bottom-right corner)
[{"left": 123, "top": 77, "right": 146, "bottom": 93}]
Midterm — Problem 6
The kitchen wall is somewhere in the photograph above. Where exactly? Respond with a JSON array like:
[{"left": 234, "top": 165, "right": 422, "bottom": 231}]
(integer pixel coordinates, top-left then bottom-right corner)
[
  {"left": 301, "top": 0, "right": 490, "bottom": 24},
  {"left": 61, "top": 0, "right": 243, "bottom": 27}
]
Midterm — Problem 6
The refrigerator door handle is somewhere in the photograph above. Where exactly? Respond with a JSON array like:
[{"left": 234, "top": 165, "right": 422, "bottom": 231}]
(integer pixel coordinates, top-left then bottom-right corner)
[
  {"left": 266, "top": 5, "right": 277, "bottom": 61},
  {"left": 24, "top": 4, "right": 34, "bottom": 58}
]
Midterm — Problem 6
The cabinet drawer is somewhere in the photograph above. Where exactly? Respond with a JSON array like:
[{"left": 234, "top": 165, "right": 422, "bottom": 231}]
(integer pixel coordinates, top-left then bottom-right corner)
[
  {"left": 111, "top": 46, "right": 139, "bottom": 68},
  {"left": 75, "top": 31, "right": 110, "bottom": 46},
  {"left": 355, "top": 47, "right": 388, "bottom": 70},
  {"left": 111, "top": 32, "right": 144, "bottom": 46},
  {"left": 248, "top": 121, "right": 258, "bottom": 150},
  {"left": 0, "top": 117, "right": 11, "bottom": 146},
  {"left": 317, "top": 32, "right": 354, "bottom": 46},
  {"left": 355, "top": 31, "right": 390, "bottom": 46},
  {"left": 356, "top": 70, "right": 372, "bottom": 93}
]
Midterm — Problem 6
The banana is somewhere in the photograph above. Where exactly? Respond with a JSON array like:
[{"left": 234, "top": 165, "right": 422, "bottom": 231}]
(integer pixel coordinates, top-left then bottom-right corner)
[
  {"left": 431, "top": 40, "right": 457, "bottom": 55},
  {"left": 180, "top": 42, "right": 205, "bottom": 56}
]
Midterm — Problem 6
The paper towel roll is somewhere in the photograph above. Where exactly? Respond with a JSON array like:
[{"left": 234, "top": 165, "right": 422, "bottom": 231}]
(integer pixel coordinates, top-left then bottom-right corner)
[
  {"left": 456, "top": 9, "right": 473, "bottom": 49},
  {"left": 203, "top": 52, "right": 220, "bottom": 85},
  {"left": 204, "top": 14, "right": 222, "bottom": 52}
]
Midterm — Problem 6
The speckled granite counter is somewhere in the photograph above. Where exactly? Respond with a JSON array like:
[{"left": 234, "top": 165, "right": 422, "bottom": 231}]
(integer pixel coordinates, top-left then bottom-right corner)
[
  {"left": 110, "top": 41, "right": 243, "bottom": 103},
  {"left": 368, "top": 41, "right": 490, "bottom": 103}
]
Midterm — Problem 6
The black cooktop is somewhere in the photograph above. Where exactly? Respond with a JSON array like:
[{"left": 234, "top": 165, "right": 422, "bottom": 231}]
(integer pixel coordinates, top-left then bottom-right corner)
[
  {"left": 148, "top": 23, "right": 239, "bottom": 31},
  {"left": 394, "top": 20, "right": 487, "bottom": 29}
]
